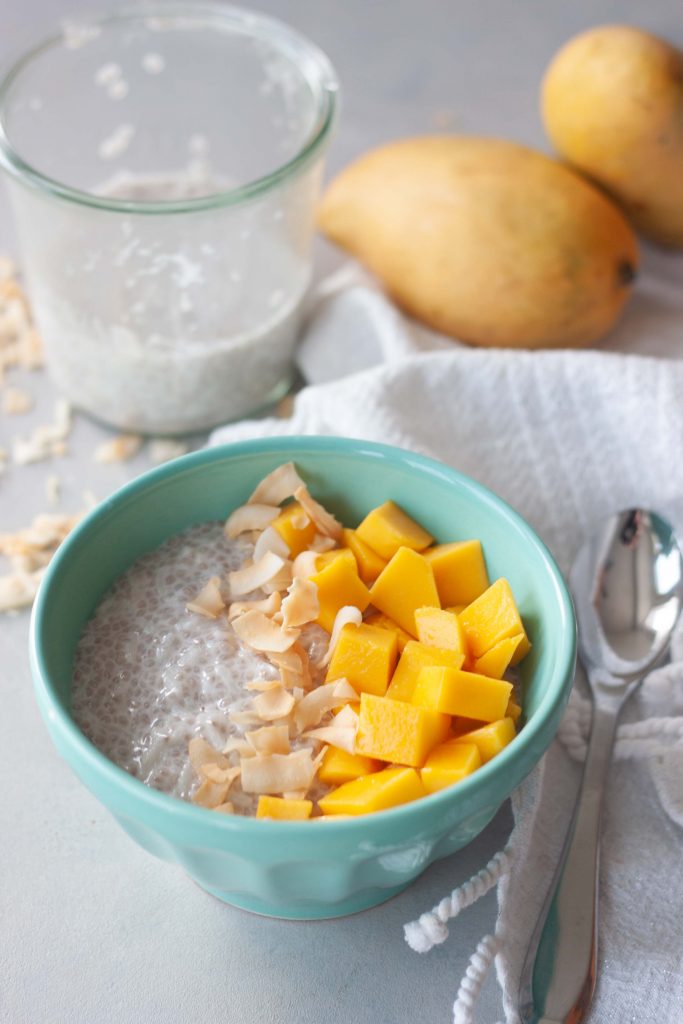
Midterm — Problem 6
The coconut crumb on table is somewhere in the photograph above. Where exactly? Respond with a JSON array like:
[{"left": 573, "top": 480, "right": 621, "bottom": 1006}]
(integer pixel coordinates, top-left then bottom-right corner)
[
  {"left": 2, "top": 387, "right": 33, "bottom": 415},
  {"left": 93, "top": 433, "right": 143, "bottom": 463},
  {"left": 45, "top": 475, "right": 61, "bottom": 506},
  {"left": 12, "top": 399, "right": 71, "bottom": 465},
  {"left": 0, "top": 260, "right": 44, "bottom": 383},
  {"left": 148, "top": 438, "right": 190, "bottom": 464},
  {"left": 0, "top": 508, "right": 85, "bottom": 612}
]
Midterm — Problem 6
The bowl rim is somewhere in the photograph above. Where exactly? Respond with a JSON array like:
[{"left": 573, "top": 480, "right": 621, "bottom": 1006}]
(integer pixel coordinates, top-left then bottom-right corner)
[{"left": 30, "top": 435, "right": 576, "bottom": 835}]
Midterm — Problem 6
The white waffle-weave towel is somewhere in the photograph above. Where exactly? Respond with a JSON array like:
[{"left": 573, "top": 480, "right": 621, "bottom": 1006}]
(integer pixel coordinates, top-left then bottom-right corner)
[{"left": 211, "top": 256, "right": 683, "bottom": 1023}]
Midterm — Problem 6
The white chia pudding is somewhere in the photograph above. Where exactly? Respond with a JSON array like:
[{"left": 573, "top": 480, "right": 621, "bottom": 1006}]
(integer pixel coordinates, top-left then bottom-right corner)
[{"left": 71, "top": 522, "right": 328, "bottom": 811}]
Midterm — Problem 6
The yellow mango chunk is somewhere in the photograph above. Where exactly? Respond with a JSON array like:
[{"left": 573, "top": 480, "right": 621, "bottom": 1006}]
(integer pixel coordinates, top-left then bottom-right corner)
[
  {"left": 310, "top": 555, "right": 371, "bottom": 633},
  {"left": 420, "top": 741, "right": 482, "bottom": 794},
  {"left": 415, "top": 606, "right": 468, "bottom": 656},
  {"left": 386, "top": 641, "right": 464, "bottom": 702},
  {"left": 369, "top": 547, "right": 440, "bottom": 636},
  {"left": 318, "top": 766, "right": 426, "bottom": 816},
  {"left": 506, "top": 699, "right": 522, "bottom": 724},
  {"left": 452, "top": 717, "right": 516, "bottom": 763},
  {"left": 342, "top": 527, "right": 387, "bottom": 583},
  {"left": 355, "top": 692, "right": 451, "bottom": 767},
  {"left": 510, "top": 632, "right": 532, "bottom": 666},
  {"left": 326, "top": 622, "right": 398, "bottom": 696},
  {"left": 459, "top": 578, "right": 528, "bottom": 659},
  {"left": 318, "top": 746, "right": 382, "bottom": 786},
  {"left": 451, "top": 715, "right": 487, "bottom": 736},
  {"left": 364, "top": 611, "right": 412, "bottom": 653},
  {"left": 271, "top": 502, "right": 317, "bottom": 557},
  {"left": 356, "top": 500, "right": 433, "bottom": 560},
  {"left": 473, "top": 633, "right": 525, "bottom": 679},
  {"left": 424, "top": 540, "right": 489, "bottom": 607},
  {"left": 411, "top": 667, "right": 512, "bottom": 722},
  {"left": 256, "top": 796, "right": 313, "bottom": 820},
  {"left": 315, "top": 547, "right": 357, "bottom": 573}
]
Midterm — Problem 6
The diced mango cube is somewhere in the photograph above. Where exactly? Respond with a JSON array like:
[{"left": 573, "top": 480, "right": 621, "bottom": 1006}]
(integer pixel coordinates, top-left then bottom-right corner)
[
  {"left": 369, "top": 547, "right": 440, "bottom": 636},
  {"left": 452, "top": 717, "right": 516, "bottom": 763},
  {"left": 326, "top": 622, "right": 398, "bottom": 696},
  {"left": 271, "top": 502, "right": 317, "bottom": 557},
  {"left": 510, "top": 632, "right": 532, "bottom": 666},
  {"left": 415, "top": 606, "right": 468, "bottom": 657},
  {"left": 424, "top": 540, "right": 489, "bottom": 607},
  {"left": 342, "top": 528, "right": 387, "bottom": 583},
  {"left": 310, "top": 555, "right": 371, "bottom": 633},
  {"left": 459, "top": 578, "right": 528, "bottom": 659},
  {"left": 506, "top": 699, "right": 522, "bottom": 724},
  {"left": 473, "top": 633, "right": 525, "bottom": 679},
  {"left": 318, "top": 766, "right": 426, "bottom": 816},
  {"left": 364, "top": 611, "right": 412, "bottom": 653},
  {"left": 318, "top": 746, "right": 382, "bottom": 786},
  {"left": 386, "top": 641, "right": 464, "bottom": 702},
  {"left": 355, "top": 692, "right": 451, "bottom": 767},
  {"left": 451, "top": 715, "right": 487, "bottom": 737},
  {"left": 411, "top": 667, "right": 512, "bottom": 722},
  {"left": 315, "top": 547, "right": 357, "bottom": 573},
  {"left": 420, "top": 741, "right": 482, "bottom": 794},
  {"left": 256, "top": 796, "right": 313, "bottom": 820},
  {"left": 356, "top": 501, "right": 433, "bottom": 560}
]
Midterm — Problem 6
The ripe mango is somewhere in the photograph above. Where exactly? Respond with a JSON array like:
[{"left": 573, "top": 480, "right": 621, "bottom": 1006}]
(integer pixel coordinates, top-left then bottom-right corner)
[
  {"left": 317, "top": 136, "right": 637, "bottom": 349},
  {"left": 543, "top": 26, "right": 683, "bottom": 248}
]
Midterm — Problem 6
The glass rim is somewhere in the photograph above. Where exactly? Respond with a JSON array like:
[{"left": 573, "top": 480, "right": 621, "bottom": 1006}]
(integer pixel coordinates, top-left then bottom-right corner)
[{"left": 0, "top": 2, "right": 339, "bottom": 215}]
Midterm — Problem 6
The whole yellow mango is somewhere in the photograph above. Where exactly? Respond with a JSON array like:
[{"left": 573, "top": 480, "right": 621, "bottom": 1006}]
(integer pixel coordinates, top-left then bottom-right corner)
[
  {"left": 317, "top": 136, "right": 637, "bottom": 348},
  {"left": 542, "top": 26, "right": 683, "bottom": 247}
]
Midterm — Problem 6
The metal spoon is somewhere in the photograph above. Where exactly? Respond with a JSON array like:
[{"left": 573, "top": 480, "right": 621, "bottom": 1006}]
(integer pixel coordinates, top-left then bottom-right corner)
[{"left": 518, "top": 509, "right": 683, "bottom": 1024}]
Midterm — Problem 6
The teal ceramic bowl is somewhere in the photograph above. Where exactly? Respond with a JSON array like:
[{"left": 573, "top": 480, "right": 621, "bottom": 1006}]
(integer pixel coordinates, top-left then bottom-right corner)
[{"left": 30, "top": 437, "right": 575, "bottom": 919}]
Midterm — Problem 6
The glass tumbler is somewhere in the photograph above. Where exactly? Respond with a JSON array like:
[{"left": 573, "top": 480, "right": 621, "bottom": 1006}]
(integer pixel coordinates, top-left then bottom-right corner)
[{"left": 0, "top": 5, "right": 338, "bottom": 434}]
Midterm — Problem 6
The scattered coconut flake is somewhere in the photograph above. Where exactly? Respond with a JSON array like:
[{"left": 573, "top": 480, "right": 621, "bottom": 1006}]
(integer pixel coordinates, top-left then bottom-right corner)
[
  {"left": 0, "top": 266, "right": 44, "bottom": 382},
  {"left": 253, "top": 524, "right": 290, "bottom": 562},
  {"left": 294, "top": 485, "right": 343, "bottom": 540},
  {"left": 333, "top": 704, "right": 360, "bottom": 730},
  {"left": 232, "top": 609, "right": 300, "bottom": 653},
  {"left": 192, "top": 777, "right": 231, "bottom": 808},
  {"left": 0, "top": 509, "right": 85, "bottom": 610},
  {"left": 188, "top": 737, "right": 229, "bottom": 774},
  {"left": 310, "top": 534, "right": 338, "bottom": 553},
  {"left": 304, "top": 722, "right": 357, "bottom": 754},
  {"left": 321, "top": 605, "right": 364, "bottom": 665},
  {"left": 93, "top": 433, "right": 142, "bottom": 463},
  {"left": 228, "top": 592, "right": 281, "bottom": 621},
  {"left": 245, "top": 724, "right": 291, "bottom": 755},
  {"left": 222, "top": 737, "right": 255, "bottom": 757},
  {"left": 45, "top": 475, "right": 61, "bottom": 507},
  {"left": 292, "top": 549, "right": 320, "bottom": 579},
  {"left": 281, "top": 577, "right": 319, "bottom": 629},
  {"left": 148, "top": 438, "right": 190, "bottom": 464},
  {"left": 261, "top": 560, "right": 293, "bottom": 595},
  {"left": 228, "top": 551, "right": 285, "bottom": 597},
  {"left": 244, "top": 679, "right": 282, "bottom": 692},
  {"left": 228, "top": 708, "right": 264, "bottom": 729},
  {"left": 282, "top": 790, "right": 307, "bottom": 801},
  {"left": 0, "top": 569, "right": 44, "bottom": 612},
  {"left": 94, "top": 62, "right": 121, "bottom": 87},
  {"left": 240, "top": 749, "right": 316, "bottom": 795},
  {"left": 224, "top": 503, "right": 279, "bottom": 539},
  {"left": 12, "top": 399, "right": 71, "bottom": 465},
  {"left": 2, "top": 387, "right": 33, "bottom": 415},
  {"left": 201, "top": 763, "right": 241, "bottom": 785},
  {"left": 186, "top": 575, "right": 225, "bottom": 619},
  {"left": 213, "top": 801, "right": 235, "bottom": 814},
  {"left": 293, "top": 679, "right": 358, "bottom": 733},
  {"left": 248, "top": 462, "right": 306, "bottom": 506},
  {"left": 252, "top": 685, "right": 296, "bottom": 721},
  {"left": 142, "top": 52, "right": 165, "bottom": 74}
]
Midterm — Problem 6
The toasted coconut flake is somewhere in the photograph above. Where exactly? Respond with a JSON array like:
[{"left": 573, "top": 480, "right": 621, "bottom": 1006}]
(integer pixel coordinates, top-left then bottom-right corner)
[
  {"left": 201, "top": 763, "right": 241, "bottom": 785},
  {"left": 309, "top": 534, "right": 338, "bottom": 553},
  {"left": 224, "top": 503, "right": 279, "bottom": 539},
  {"left": 192, "top": 778, "right": 231, "bottom": 808},
  {"left": 228, "top": 708, "right": 264, "bottom": 729},
  {"left": 281, "top": 577, "right": 319, "bottom": 629},
  {"left": 294, "top": 485, "right": 343, "bottom": 540},
  {"left": 245, "top": 725, "right": 291, "bottom": 755},
  {"left": 232, "top": 610, "right": 300, "bottom": 653},
  {"left": 186, "top": 576, "right": 225, "bottom": 619},
  {"left": 293, "top": 679, "right": 358, "bottom": 733},
  {"left": 291, "top": 513, "right": 310, "bottom": 530},
  {"left": 282, "top": 790, "right": 307, "bottom": 801},
  {"left": 93, "top": 433, "right": 142, "bottom": 463},
  {"left": 261, "top": 560, "right": 293, "bottom": 595},
  {"left": 333, "top": 704, "right": 360, "bottom": 730},
  {"left": 244, "top": 678, "right": 281, "bottom": 692},
  {"left": 321, "top": 605, "right": 364, "bottom": 665},
  {"left": 223, "top": 737, "right": 255, "bottom": 757},
  {"left": 2, "top": 386, "right": 33, "bottom": 415},
  {"left": 213, "top": 801, "right": 235, "bottom": 814},
  {"left": 228, "top": 592, "right": 281, "bottom": 621},
  {"left": 228, "top": 551, "right": 285, "bottom": 596},
  {"left": 248, "top": 462, "right": 306, "bottom": 506},
  {"left": 188, "top": 737, "right": 229, "bottom": 775},
  {"left": 12, "top": 399, "right": 71, "bottom": 465},
  {"left": 269, "top": 641, "right": 313, "bottom": 690},
  {"left": 240, "top": 749, "right": 316, "bottom": 795},
  {"left": 0, "top": 569, "right": 44, "bottom": 612},
  {"left": 253, "top": 685, "right": 296, "bottom": 721},
  {"left": 45, "top": 475, "right": 61, "bottom": 507},
  {"left": 292, "top": 550, "right": 320, "bottom": 579},
  {"left": 304, "top": 724, "right": 357, "bottom": 754},
  {"left": 253, "top": 525, "right": 290, "bottom": 562}
]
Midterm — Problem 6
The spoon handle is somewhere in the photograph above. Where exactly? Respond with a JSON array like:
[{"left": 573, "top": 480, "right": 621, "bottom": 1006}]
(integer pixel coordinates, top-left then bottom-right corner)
[{"left": 518, "top": 696, "right": 621, "bottom": 1023}]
